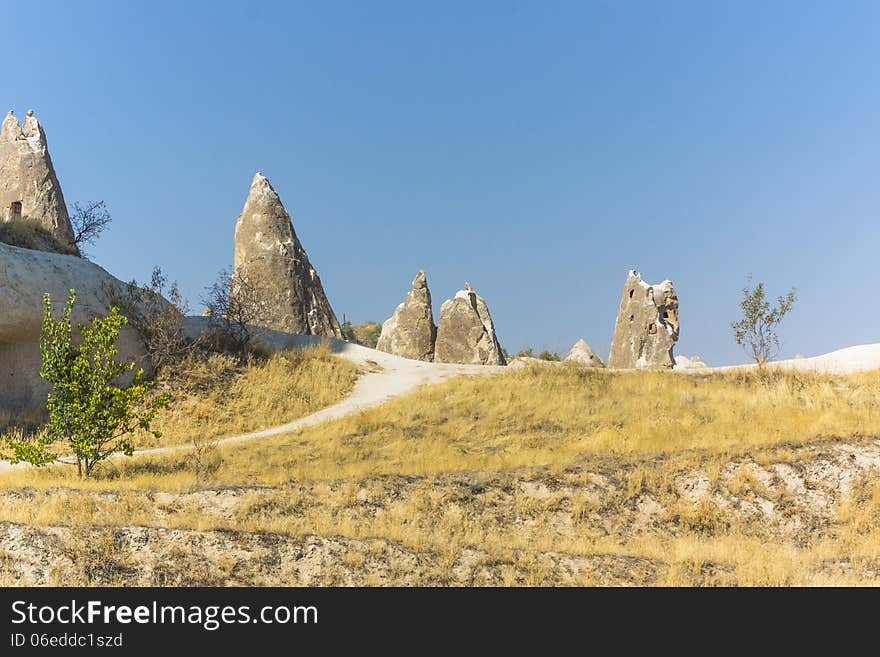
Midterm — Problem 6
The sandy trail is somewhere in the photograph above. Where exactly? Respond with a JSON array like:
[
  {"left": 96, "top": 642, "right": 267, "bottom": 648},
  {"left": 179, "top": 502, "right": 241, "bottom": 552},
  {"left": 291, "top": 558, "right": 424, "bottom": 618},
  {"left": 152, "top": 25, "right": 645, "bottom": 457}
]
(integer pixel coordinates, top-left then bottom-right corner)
[
  {"left": 0, "top": 335, "right": 504, "bottom": 473},
  {"left": 143, "top": 337, "right": 504, "bottom": 455},
  {"left": 5, "top": 332, "right": 880, "bottom": 474}
]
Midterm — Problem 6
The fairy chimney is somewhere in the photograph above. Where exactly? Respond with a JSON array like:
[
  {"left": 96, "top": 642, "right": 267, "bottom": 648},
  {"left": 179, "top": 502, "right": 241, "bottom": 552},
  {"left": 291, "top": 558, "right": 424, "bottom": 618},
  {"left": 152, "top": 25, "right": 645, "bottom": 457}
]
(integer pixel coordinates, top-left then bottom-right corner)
[
  {"left": 376, "top": 270, "right": 437, "bottom": 361},
  {"left": 607, "top": 270, "right": 679, "bottom": 369},
  {"left": 0, "top": 109, "right": 76, "bottom": 252},
  {"left": 434, "top": 283, "right": 506, "bottom": 366},
  {"left": 232, "top": 173, "right": 342, "bottom": 338}
]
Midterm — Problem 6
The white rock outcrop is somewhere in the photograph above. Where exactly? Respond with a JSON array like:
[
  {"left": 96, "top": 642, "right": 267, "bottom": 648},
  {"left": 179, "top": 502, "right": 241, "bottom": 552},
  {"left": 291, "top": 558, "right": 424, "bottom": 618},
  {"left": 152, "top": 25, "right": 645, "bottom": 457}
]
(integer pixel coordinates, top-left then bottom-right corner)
[
  {"left": 0, "top": 242, "right": 149, "bottom": 412},
  {"left": 564, "top": 339, "right": 606, "bottom": 367},
  {"left": 673, "top": 355, "right": 708, "bottom": 370}
]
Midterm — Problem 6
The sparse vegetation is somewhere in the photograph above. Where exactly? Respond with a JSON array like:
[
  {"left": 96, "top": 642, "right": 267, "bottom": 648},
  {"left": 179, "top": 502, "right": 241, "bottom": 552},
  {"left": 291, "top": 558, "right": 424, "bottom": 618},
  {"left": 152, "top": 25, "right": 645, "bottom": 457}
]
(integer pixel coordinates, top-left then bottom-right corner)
[
  {"left": 107, "top": 266, "right": 198, "bottom": 375},
  {"left": 514, "top": 347, "right": 560, "bottom": 361},
  {"left": 202, "top": 267, "right": 268, "bottom": 358},
  {"left": 1, "top": 290, "right": 170, "bottom": 477},
  {"left": 68, "top": 200, "right": 111, "bottom": 253},
  {"left": 340, "top": 317, "right": 357, "bottom": 342},
  {"left": 0, "top": 202, "right": 110, "bottom": 257},
  {"left": 732, "top": 276, "right": 797, "bottom": 366},
  {"left": 0, "top": 219, "right": 77, "bottom": 256},
  {"left": 352, "top": 322, "right": 382, "bottom": 348},
  {"left": 193, "top": 365, "right": 880, "bottom": 480},
  {"left": 137, "top": 344, "right": 359, "bottom": 449},
  {"left": 3, "top": 364, "right": 880, "bottom": 585},
  {"left": 1, "top": 343, "right": 357, "bottom": 469},
  {"left": 339, "top": 319, "right": 382, "bottom": 347}
]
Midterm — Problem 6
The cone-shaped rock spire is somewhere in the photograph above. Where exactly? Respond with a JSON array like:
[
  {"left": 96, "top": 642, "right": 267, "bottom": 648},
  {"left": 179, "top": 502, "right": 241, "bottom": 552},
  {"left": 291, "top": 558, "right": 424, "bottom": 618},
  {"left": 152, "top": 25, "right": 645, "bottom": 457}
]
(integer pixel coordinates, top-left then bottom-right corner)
[
  {"left": 376, "top": 270, "right": 437, "bottom": 361},
  {"left": 0, "top": 109, "right": 76, "bottom": 251},
  {"left": 233, "top": 173, "right": 342, "bottom": 338},
  {"left": 434, "top": 283, "right": 506, "bottom": 365},
  {"left": 564, "top": 339, "right": 606, "bottom": 367}
]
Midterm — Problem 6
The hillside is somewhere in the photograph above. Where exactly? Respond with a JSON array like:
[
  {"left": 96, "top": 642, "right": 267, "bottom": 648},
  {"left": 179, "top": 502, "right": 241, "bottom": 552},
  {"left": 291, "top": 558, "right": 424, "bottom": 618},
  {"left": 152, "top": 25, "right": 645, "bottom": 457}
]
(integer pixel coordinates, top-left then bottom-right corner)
[{"left": 2, "top": 363, "right": 879, "bottom": 585}]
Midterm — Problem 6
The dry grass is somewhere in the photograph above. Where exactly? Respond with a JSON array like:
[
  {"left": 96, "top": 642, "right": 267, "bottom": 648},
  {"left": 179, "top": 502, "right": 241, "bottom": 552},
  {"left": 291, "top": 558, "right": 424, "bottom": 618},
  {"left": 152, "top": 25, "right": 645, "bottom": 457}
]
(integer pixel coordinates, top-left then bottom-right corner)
[
  {"left": 157, "top": 364, "right": 880, "bottom": 484},
  {"left": 0, "top": 218, "right": 77, "bottom": 255},
  {"left": 3, "top": 363, "right": 880, "bottom": 586},
  {"left": 0, "top": 344, "right": 358, "bottom": 475},
  {"left": 137, "top": 343, "right": 359, "bottom": 448},
  {"left": 0, "top": 408, "right": 47, "bottom": 436}
]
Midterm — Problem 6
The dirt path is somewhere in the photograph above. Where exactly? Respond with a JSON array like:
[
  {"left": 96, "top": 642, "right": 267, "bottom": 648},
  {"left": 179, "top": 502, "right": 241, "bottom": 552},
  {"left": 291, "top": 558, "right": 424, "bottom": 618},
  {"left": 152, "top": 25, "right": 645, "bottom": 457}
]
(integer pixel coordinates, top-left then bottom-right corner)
[
  {"left": 0, "top": 336, "right": 504, "bottom": 473},
  {"left": 143, "top": 337, "right": 504, "bottom": 456},
  {"left": 8, "top": 331, "right": 879, "bottom": 474}
]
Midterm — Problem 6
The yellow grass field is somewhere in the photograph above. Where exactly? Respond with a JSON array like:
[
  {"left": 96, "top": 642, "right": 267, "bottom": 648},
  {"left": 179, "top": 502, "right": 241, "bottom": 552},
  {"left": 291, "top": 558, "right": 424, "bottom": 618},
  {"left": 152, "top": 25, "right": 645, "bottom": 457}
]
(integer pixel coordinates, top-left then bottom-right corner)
[
  {"left": 139, "top": 344, "right": 360, "bottom": 448},
  {"left": 2, "top": 364, "right": 880, "bottom": 586}
]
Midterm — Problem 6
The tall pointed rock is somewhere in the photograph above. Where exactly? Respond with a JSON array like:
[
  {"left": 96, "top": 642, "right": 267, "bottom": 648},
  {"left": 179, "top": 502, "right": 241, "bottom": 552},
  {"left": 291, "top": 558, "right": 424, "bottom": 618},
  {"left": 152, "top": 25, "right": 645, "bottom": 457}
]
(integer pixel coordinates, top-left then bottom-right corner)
[
  {"left": 0, "top": 109, "right": 76, "bottom": 251},
  {"left": 607, "top": 270, "right": 679, "bottom": 369},
  {"left": 233, "top": 173, "right": 342, "bottom": 338},
  {"left": 434, "top": 283, "right": 506, "bottom": 366},
  {"left": 376, "top": 269, "right": 436, "bottom": 361}
]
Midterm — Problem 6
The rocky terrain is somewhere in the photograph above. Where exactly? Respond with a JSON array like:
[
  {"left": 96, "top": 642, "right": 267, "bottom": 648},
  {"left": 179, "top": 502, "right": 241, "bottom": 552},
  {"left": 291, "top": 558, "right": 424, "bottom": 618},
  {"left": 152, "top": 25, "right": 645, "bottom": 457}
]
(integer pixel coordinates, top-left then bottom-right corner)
[
  {"left": 0, "top": 242, "right": 150, "bottom": 412},
  {"left": 2, "top": 436, "right": 878, "bottom": 585}
]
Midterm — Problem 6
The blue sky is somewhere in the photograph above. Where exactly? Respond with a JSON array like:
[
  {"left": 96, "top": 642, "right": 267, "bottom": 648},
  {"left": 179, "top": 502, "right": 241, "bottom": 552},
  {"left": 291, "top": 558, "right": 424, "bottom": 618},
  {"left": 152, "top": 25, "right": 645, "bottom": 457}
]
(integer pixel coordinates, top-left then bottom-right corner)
[{"left": 4, "top": 1, "right": 880, "bottom": 364}]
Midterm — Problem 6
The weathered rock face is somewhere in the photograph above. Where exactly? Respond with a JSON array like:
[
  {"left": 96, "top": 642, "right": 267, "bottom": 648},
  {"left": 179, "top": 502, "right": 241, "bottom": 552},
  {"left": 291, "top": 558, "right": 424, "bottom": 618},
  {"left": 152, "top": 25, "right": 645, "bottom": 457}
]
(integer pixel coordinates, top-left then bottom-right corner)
[
  {"left": 434, "top": 283, "right": 506, "bottom": 366},
  {"left": 233, "top": 173, "right": 342, "bottom": 338},
  {"left": 0, "top": 109, "right": 76, "bottom": 251},
  {"left": 608, "top": 270, "right": 679, "bottom": 369},
  {"left": 376, "top": 270, "right": 436, "bottom": 361},
  {"left": 564, "top": 339, "right": 606, "bottom": 368},
  {"left": 0, "top": 242, "right": 150, "bottom": 412}
]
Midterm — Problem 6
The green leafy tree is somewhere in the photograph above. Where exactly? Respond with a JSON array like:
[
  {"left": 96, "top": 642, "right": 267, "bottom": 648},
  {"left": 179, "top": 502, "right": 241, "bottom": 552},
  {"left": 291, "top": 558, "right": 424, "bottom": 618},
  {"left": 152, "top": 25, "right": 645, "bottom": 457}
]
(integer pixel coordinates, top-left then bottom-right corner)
[
  {"left": 3, "top": 290, "right": 170, "bottom": 477},
  {"left": 732, "top": 277, "right": 797, "bottom": 366}
]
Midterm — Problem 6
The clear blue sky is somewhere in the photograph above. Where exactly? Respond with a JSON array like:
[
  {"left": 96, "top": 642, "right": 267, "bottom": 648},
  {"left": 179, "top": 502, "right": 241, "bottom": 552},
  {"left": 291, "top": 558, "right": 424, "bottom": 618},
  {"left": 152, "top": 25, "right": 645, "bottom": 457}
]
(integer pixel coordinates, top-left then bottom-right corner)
[{"left": 4, "top": 1, "right": 879, "bottom": 364}]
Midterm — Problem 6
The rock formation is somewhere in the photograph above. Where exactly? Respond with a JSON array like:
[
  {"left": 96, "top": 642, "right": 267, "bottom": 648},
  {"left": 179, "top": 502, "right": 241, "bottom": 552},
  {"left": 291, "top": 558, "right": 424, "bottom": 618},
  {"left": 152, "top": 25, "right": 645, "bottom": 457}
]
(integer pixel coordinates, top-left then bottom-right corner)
[
  {"left": 0, "top": 109, "right": 76, "bottom": 251},
  {"left": 233, "top": 173, "right": 342, "bottom": 338},
  {"left": 564, "top": 339, "right": 606, "bottom": 367},
  {"left": 376, "top": 270, "right": 436, "bottom": 361},
  {"left": 607, "top": 270, "right": 679, "bottom": 369},
  {"left": 673, "top": 355, "right": 707, "bottom": 370},
  {"left": 434, "top": 283, "right": 506, "bottom": 366},
  {"left": 0, "top": 242, "right": 150, "bottom": 412}
]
